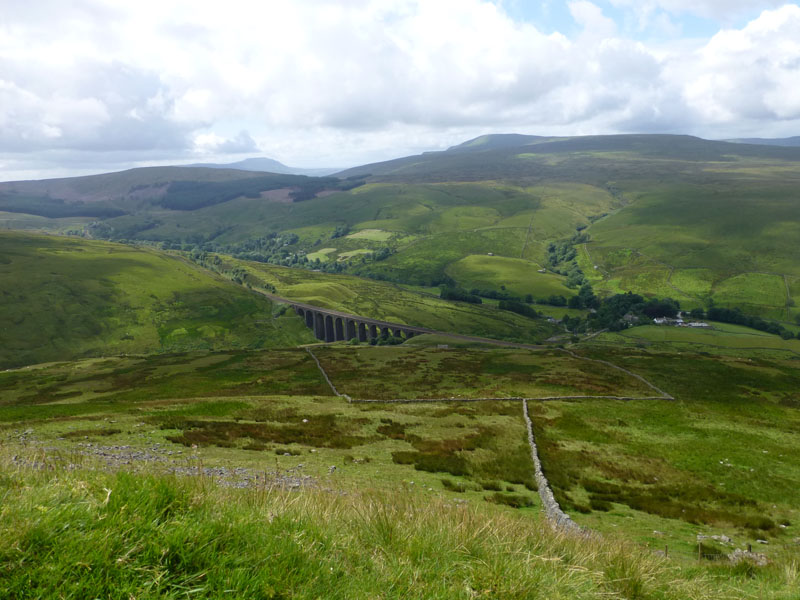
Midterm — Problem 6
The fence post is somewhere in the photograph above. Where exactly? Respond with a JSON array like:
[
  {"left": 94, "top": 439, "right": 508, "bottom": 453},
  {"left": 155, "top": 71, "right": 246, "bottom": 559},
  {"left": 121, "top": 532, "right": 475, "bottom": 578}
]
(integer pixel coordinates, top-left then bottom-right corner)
[
  {"left": 747, "top": 543, "right": 752, "bottom": 553},
  {"left": 697, "top": 544, "right": 702, "bottom": 561},
  {"left": 665, "top": 545, "right": 668, "bottom": 557}
]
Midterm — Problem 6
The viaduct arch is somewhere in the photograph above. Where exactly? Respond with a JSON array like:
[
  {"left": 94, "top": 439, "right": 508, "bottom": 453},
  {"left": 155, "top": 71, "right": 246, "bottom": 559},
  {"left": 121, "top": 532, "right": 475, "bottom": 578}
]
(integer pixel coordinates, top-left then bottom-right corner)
[{"left": 282, "top": 302, "right": 430, "bottom": 343}]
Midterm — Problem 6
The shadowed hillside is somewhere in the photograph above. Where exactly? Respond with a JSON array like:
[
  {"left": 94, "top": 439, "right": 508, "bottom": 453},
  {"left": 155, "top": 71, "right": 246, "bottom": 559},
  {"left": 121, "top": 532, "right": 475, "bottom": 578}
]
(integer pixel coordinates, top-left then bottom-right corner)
[{"left": 0, "top": 232, "right": 315, "bottom": 368}]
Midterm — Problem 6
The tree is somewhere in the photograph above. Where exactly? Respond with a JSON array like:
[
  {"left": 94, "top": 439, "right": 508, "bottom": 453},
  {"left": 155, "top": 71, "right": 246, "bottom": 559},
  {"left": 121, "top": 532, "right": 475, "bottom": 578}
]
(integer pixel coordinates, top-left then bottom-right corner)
[{"left": 577, "top": 284, "right": 599, "bottom": 310}]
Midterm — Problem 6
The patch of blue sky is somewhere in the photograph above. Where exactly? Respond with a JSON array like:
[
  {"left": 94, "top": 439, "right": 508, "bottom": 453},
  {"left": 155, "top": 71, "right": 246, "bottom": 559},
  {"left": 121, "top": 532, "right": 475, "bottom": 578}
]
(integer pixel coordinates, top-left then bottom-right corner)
[{"left": 495, "top": 0, "right": 779, "bottom": 42}]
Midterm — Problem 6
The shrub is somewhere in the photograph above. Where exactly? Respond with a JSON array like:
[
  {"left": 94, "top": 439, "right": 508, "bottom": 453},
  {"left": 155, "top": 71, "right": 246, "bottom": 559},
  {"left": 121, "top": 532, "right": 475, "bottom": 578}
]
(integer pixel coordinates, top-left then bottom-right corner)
[
  {"left": 377, "top": 419, "right": 406, "bottom": 439},
  {"left": 743, "top": 516, "right": 776, "bottom": 531},
  {"left": 589, "top": 497, "right": 612, "bottom": 512},
  {"left": 479, "top": 480, "right": 502, "bottom": 491},
  {"left": 441, "top": 478, "right": 480, "bottom": 493},
  {"left": 414, "top": 453, "right": 470, "bottom": 477},
  {"left": 440, "top": 287, "right": 482, "bottom": 304},
  {"left": 485, "top": 492, "right": 535, "bottom": 509},
  {"left": 391, "top": 451, "right": 417, "bottom": 465}
]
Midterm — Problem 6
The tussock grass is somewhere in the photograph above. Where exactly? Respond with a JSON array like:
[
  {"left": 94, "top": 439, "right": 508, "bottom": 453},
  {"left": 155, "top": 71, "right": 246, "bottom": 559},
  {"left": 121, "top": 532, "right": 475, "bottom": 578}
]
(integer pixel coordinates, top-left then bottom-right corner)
[{"left": 0, "top": 449, "right": 756, "bottom": 600}]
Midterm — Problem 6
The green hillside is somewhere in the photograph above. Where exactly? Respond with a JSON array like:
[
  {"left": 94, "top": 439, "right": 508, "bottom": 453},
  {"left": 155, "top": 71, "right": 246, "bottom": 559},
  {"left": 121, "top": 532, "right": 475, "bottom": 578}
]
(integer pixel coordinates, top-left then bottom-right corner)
[
  {"left": 3, "top": 134, "right": 800, "bottom": 320},
  {"left": 0, "top": 232, "right": 314, "bottom": 368},
  {"left": 578, "top": 178, "right": 800, "bottom": 319}
]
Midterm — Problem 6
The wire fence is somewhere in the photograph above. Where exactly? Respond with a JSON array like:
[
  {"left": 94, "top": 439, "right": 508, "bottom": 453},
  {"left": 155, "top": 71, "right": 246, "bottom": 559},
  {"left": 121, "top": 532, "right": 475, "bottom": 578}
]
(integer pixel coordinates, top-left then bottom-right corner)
[{"left": 654, "top": 543, "right": 798, "bottom": 562}]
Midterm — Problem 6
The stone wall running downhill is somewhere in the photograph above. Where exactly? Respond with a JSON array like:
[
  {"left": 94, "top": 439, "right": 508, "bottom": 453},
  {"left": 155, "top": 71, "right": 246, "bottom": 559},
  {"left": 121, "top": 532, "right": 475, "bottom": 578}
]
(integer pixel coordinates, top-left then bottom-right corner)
[
  {"left": 305, "top": 347, "right": 352, "bottom": 402},
  {"left": 522, "top": 399, "right": 582, "bottom": 533}
]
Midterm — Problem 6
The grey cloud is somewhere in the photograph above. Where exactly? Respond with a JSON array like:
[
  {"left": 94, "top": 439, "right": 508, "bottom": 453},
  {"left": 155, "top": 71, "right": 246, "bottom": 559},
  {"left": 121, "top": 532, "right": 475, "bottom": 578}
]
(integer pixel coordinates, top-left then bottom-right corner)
[
  {"left": 0, "top": 59, "right": 198, "bottom": 153},
  {"left": 215, "top": 131, "right": 260, "bottom": 153}
]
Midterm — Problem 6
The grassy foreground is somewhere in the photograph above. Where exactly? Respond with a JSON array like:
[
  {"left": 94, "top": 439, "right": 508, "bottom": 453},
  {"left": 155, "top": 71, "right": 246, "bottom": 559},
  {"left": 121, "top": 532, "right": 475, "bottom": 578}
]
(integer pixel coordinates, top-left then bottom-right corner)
[{"left": 1, "top": 451, "right": 786, "bottom": 600}]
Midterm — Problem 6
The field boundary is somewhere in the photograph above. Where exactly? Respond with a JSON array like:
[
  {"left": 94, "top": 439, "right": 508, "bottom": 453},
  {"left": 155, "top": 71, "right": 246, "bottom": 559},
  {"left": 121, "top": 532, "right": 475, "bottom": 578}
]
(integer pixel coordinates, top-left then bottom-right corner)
[
  {"left": 523, "top": 399, "right": 581, "bottom": 532},
  {"left": 305, "top": 347, "right": 352, "bottom": 402},
  {"left": 348, "top": 395, "right": 667, "bottom": 404}
]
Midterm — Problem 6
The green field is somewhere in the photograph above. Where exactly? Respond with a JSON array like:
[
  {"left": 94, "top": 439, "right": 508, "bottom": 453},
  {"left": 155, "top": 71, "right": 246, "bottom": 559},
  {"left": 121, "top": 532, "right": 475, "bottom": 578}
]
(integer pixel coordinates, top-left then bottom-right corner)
[
  {"left": 4, "top": 134, "right": 800, "bottom": 596},
  {"left": 345, "top": 228, "right": 394, "bottom": 241},
  {"left": 0, "top": 347, "right": 550, "bottom": 501},
  {"left": 582, "top": 178, "right": 800, "bottom": 316},
  {"left": 445, "top": 255, "right": 574, "bottom": 298},
  {"left": 313, "top": 346, "right": 654, "bottom": 400},
  {"left": 0, "top": 232, "right": 314, "bottom": 368},
  {"left": 5, "top": 450, "right": 764, "bottom": 599},
  {"left": 306, "top": 247, "right": 336, "bottom": 262},
  {"left": 591, "top": 323, "right": 800, "bottom": 357}
]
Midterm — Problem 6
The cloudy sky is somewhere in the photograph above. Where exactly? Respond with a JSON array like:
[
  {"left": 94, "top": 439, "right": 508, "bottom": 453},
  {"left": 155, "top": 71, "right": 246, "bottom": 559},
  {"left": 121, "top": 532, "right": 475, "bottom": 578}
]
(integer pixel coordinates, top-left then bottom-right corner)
[{"left": 1, "top": 0, "right": 799, "bottom": 180}]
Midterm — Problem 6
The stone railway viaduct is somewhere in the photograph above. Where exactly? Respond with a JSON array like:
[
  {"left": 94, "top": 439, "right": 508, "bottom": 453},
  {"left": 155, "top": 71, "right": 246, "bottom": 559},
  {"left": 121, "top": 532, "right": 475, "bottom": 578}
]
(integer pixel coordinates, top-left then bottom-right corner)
[{"left": 260, "top": 292, "right": 434, "bottom": 343}]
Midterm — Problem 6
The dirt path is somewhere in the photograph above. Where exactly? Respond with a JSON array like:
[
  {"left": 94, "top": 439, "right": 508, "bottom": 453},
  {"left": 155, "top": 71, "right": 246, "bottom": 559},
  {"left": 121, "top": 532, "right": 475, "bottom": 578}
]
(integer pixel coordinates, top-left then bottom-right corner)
[
  {"left": 558, "top": 348, "right": 674, "bottom": 400},
  {"left": 520, "top": 216, "right": 534, "bottom": 259},
  {"left": 305, "top": 347, "right": 352, "bottom": 402}
]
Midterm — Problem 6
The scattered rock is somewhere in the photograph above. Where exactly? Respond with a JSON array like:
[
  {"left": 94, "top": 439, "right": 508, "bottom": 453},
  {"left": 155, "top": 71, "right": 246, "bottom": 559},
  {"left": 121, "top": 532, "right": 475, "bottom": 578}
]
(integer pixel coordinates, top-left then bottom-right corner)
[
  {"left": 729, "top": 548, "right": 769, "bottom": 567},
  {"left": 697, "top": 533, "right": 732, "bottom": 544},
  {"left": 9, "top": 441, "right": 317, "bottom": 491}
]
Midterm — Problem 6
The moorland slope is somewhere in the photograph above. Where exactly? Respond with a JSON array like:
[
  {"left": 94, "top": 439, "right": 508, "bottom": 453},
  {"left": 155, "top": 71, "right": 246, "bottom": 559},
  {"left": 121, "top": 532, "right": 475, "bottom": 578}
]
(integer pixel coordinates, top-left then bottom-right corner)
[{"left": 0, "top": 232, "right": 314, "bottom": 368}]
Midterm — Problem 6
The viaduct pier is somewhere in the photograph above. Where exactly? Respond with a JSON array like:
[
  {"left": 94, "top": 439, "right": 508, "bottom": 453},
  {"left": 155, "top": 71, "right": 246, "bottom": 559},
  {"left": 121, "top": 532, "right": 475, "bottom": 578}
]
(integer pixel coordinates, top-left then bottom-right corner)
[{"left": 259, "top": 292, "right": 433, "bottom": 343}]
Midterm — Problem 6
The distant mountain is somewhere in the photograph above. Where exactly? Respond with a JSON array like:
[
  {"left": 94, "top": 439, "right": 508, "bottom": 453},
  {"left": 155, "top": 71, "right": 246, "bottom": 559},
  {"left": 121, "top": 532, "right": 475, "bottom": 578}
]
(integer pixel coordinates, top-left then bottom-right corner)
[
  {"left": 0, "top": 165, "right": 354, "bottom": 219},
  {"left": 336, "top": 133, "right": 800, "bottom": 182},
  {"left": 0, "top": 166, "right": 259, "bottom": 204},
  {"left": 445, "top": 133, "right": 550, "bottom": 153},
  {"left": 187, "top": 157, "right": 342, "bottom": 176},
  {"left": 725, "top": 136, "right": 800, "bottom": 147}
]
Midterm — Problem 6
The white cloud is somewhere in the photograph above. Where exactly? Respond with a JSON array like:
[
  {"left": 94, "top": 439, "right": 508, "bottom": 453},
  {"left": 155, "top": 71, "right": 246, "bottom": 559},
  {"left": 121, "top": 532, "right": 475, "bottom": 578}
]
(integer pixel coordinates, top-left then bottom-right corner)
[
  {"left": 192, "top": 130, "right": 259, "bottom": 154},
  {"left": 1, "top": 1, "right": 800, "bottom": 179},
  {"left": 608, "top": 0, "right": 787, "bottom": 23},
  {"left": 569, "top": 1, "right": 618, "bottom": 37},
  {"left": 676, "top": 4, "right": 800, "bottom": 122}
]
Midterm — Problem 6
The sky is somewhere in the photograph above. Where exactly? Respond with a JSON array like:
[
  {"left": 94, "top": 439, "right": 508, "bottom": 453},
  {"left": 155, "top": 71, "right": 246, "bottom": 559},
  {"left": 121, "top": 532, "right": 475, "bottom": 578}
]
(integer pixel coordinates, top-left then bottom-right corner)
[{"left": 1, "top": 0, "right": 800, "bottom": 180}]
